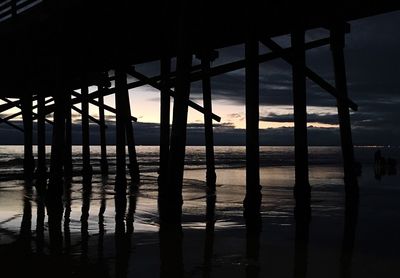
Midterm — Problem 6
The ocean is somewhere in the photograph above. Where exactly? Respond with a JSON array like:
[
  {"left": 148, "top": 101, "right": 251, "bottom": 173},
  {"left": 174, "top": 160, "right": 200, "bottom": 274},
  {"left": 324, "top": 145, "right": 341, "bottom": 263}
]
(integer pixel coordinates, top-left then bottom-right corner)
[
  {"left": 0, "top": 145, "right": 398, "bottom": 176},
  {"left": 0, "top": 145, "right": 399, "bottom": 277}
]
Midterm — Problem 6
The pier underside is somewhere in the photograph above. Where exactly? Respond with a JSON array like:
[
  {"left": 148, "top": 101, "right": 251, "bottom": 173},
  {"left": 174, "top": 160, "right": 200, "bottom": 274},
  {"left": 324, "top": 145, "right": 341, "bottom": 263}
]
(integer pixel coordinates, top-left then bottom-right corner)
[{"left": 0, "top": 0, "right": 399, "bottom": 224}]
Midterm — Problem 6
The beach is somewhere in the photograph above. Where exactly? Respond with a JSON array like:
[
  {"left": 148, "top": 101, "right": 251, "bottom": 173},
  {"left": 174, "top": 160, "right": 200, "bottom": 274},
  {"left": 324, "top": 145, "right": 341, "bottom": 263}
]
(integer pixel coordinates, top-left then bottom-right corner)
[{"left": 0, "top": 146, "right": 399, "bottom": 277}]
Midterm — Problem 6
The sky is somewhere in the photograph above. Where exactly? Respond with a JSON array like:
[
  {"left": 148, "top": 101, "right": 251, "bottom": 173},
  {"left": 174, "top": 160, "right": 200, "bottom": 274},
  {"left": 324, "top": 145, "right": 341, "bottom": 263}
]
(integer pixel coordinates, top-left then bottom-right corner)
[{"left": 0, "top": 11, "right": 399, "bottom": 145}]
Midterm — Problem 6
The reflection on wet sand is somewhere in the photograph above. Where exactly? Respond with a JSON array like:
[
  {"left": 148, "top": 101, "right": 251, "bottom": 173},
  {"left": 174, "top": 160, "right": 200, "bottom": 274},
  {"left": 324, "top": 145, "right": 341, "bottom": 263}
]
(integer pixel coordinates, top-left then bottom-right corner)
[
  {"left": 202, "top": 192, "right": 216, "bottom": 278},
  {"left": 35, "top": 179, "right": 46, "bottom": 254},
  {"left": 19, "top": 182, "right": 32, "bottom": 253},
  {"left": 245, "top": 215, "right": 261, "bottom": 278},
  {"left": 294, "top": 193, "right": 311, "bottom": 278},
  {"left": 64, "top": 180, "right": 72, "bottom": 253},
  {"left": 159, "top": 223, "right": 183, "bottom": 278},
  {"left": 341, "top": 180, "right": 359, "bottom": 278},
  {"left": 114, "top": 179, "right": 138, "bottom": 278},
  {"left": 4, "top": 166, "right": 398, "bottom": 278}
]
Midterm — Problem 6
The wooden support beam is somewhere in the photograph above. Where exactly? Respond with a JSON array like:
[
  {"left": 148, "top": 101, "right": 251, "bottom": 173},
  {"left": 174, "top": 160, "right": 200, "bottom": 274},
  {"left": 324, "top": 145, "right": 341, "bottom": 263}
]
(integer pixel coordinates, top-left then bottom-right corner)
[
  {"left": 158, "top": 56, "right": 171, "bottom": 192},
  {"left": 331, "top": 25, "right": 357, "bottom": 187},
  {"left": 0, "top": 98, "right": 21, "bottom": 113},
  {"left": 291, "top": 28, "right": 311, "bottom": 198},
  {"left": 260, "top": 38, "right": 358, "bottom": 111},
  {"left": 243, "top": 16, "right": 261, "bottom": 222},
  {"left": 0, "top": 116, "right": 24, "bottom": 132},
  {"left": 21, "top": 94, "right": 35, "bottom": 179},
  {"left": 48, "top": 92, "right": 66, "bottom": 194},
  {"left": 81, "top": 83, "right": 92, "bottom": 178},
  {"left": 126, "top": 68, "right": 221, "bottom": 123},
  {"left": 36, "top": 94, "right": 47, "bottom": 178},
  {"left": 123, "top": 95, "right": 140, "bottom": 185},
  {"left": 198, "top": 52, "right": 216, "bottom": 191},
  {"left": 6, "top": 98, "right": 54, "bottom": 125},
  {"left": 98, "top": 86, "right": 108, "bottom": 175},
  {"left": 71, "top": 105, "right": 105, "bottom": 127},
  {"left": 163, "top": 3, "right": 193, "bottom": 223},
  {"left": 1, "top": 96, "right": 54, "bottom": 124},
  {"left": 122, "top": 38, "right": 330, "bottom": 93},
  {"left": 64, "top": 94, "right": 73, "bottom": 179},
  {"left": 69, "top": 90, "right": 137, "bottom": 122},
  {"left": 115, "top": 68, "right": 128, "bottom": 187}
]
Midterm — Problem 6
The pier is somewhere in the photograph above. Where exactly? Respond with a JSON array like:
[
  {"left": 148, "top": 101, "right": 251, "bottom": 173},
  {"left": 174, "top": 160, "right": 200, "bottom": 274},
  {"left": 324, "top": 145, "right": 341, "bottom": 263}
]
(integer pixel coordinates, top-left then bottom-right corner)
[{"left": 0, "top": 0, "right": 399, "bottom": 225}]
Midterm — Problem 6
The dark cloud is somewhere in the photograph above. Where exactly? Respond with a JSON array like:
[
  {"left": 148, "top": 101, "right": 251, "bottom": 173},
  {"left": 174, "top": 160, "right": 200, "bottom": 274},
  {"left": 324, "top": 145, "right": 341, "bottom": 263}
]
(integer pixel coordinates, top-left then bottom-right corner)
[{"left": 260, "top": 112, "right": 340, "bottom": 125}]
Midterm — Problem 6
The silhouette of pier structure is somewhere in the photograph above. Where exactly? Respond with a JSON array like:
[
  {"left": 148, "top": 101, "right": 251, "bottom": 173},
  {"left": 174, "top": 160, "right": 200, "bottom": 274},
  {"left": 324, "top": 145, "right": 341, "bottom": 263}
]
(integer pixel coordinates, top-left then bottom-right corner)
[{"left": 0, "top": 1, "right": 399, "bottom": 224}]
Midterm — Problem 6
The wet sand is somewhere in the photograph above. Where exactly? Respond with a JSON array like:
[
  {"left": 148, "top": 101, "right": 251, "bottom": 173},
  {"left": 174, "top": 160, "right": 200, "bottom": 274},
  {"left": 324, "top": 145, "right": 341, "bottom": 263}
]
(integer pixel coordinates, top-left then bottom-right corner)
[{"left": 0, "top": 165, "right": 399, "bottom": 277}]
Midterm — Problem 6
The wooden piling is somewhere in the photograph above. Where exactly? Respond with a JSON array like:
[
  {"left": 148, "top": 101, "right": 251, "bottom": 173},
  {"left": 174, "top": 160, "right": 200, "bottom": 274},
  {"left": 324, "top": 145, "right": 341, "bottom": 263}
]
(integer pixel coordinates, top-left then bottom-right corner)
[
  {"left": 64, "top": 93, "right": 73, "bottom": 179},
  {"left": 21, "top": 94, "right": 34, "bottom": 179},
  {"left": 48, "top": 92, "right": 66, "bottom": 193},
  {"left": 243, "top": 21, "right": 261, "bottom": 221},
  {"left": 200, "top": 52, "right": 217, "bottom": 191},
  {"left": 115, "top": 68, "right": 128, "bottom": 189},
  {"left": 36, "top": 94, "right": 46, "bottom": 179},
  {"left": 47, "top": 91, "right": 66, "bottom": 252},
  {"left": 164, "top": 4, "right": 193, "bottom": 223},
  {"left": 122, "top": 87, "right": 140, "bottom": 185},
  {"left": 81, "top": 83, "right": 92, "bottom": 178},
  {"left": 291, "top": 28, "right": 311, "bottom": 198},
  {"left": 98, "top": 86, "right": 108, "bottom": 175},
  {"left": 330, "top": 25, "right": 357, "bottom": 187},
  {"left": 158, "top": 56, "right": 171, "bottom": 192}
]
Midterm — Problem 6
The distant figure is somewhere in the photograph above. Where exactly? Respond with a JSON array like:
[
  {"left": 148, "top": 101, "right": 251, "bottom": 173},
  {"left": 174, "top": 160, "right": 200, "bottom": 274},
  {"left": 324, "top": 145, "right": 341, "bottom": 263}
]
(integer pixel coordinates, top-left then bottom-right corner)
[
  {"left": 374, "top": 150, "right": 385, "bottom": 180},
  {"left": 374, "top": 150, "right": 398, "bottom": 179}
]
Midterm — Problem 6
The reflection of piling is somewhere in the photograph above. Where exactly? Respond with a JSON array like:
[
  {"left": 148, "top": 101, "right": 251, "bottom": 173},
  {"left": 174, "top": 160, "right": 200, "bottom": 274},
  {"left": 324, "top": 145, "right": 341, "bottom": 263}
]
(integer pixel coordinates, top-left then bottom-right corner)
[
  {"left": 245, "top": 217, "right": 261, "bottom": 278},
  {"left": 81, "top": 180, "right": 92, "bottom": 259},
  {"left": 126, "top": 187, "right": 138, "bottom": 234},
  {"left": 203, "top": 192, "right": 216, "bottom": 278},
  {"left": 331, "top": 24, "right": 357, "bottom": 188},
  {"left": 292, "top": 26, "right": 311, "bottom": 198},
  {"left": 293, "top": 198, "right": 311, "bottom": 278},
  {"left": 114, "top": 183, "right": 134, "bottom": 278},
  {"left": 19, "top": 183, "right": 33, "bottom": 251},
  {"left": 35, "top": 180, "right": 46, "bottom": 253},
  {"left": 341, "top": 178, "right": 359, "bottom": 278},
  {"left": 159, "top": 224, "right": 184, "bottom": 278},
  {"left": 63, "top": 180, "right": 72, "bottom": 253}
]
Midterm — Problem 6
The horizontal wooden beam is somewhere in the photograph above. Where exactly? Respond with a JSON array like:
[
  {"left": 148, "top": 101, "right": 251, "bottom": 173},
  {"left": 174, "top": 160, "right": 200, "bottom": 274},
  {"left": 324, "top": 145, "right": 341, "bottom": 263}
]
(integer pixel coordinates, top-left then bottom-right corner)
[
  {"left": 8, "top": 97, "right": 54, "bottom": 124},
  {"left": 260, "top": 37, "right": 358, "bottom": 111},
  {"left": 71, "top": 105, "right": 107, "bottom": 127},
  {"left": 70, "top": 90, "right": 137, "bottom": 122},
  {"left": 0, "top": 116, "right": 24, "bottom": 132},
  {"left": 126, "top": 67, "right": 222, "bottom": 122}
]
